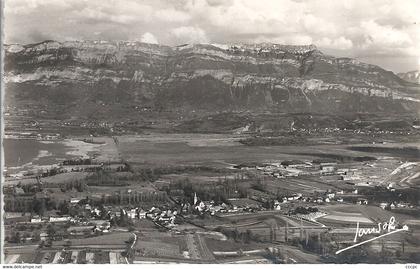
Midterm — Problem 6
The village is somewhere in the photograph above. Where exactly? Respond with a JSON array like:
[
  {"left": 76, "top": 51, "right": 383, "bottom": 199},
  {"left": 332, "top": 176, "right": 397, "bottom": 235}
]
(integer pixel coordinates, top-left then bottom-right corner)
[{"left": 3, "top": 148, "right": 420, "bottom": 264}]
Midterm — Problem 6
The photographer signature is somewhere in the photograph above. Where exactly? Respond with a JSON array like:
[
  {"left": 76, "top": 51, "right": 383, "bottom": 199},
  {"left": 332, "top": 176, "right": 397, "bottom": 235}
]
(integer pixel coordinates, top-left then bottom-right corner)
[{"left": 336, "top": 216, "right": 409, "bottom": 254}]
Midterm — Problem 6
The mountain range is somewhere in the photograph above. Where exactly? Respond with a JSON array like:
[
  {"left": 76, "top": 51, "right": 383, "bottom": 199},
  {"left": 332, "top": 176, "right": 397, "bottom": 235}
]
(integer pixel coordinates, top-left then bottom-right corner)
[
  {"left": 4, "top": 40, "right": 420, "bottom": 132},
  {"left": 398, "top": 70, "right": 420, "bottom": 84}
]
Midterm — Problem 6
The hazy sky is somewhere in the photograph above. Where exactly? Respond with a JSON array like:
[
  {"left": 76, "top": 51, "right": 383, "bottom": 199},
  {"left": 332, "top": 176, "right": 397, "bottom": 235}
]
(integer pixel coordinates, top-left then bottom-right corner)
[{"left": 4, "top": 0, "right": 420, "bottom": 72}]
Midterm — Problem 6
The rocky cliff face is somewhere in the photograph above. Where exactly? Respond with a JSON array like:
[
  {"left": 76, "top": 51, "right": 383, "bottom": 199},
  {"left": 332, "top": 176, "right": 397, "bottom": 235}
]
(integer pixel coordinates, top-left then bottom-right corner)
[
  {"left": 397, "top": 70, "right": 420, "bottom": 84},
  {"left": 4, "top": 40, "right": 420, "bottom": 122}
]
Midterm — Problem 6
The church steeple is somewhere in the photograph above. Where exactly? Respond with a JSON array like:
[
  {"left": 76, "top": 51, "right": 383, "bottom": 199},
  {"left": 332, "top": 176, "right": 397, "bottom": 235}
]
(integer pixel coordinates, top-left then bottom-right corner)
[{"left": 194, "top": 192, "right": 198, "bottom": 205}]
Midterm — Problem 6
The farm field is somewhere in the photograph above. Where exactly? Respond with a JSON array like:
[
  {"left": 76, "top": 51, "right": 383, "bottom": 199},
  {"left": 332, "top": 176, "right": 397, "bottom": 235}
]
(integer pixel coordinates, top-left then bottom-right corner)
[
  {"left": 112, "top": 133, "right": 419, "bottom": 189},
  {"left": 53, "top": 232, "right": 132, "bottom": 248},
  {"left": 262, "top": 176, "right": 354, "bottom": 195},
  {"left": 159, "top": 173, "right": 239, "bottom": 184},
  {"left": 7, "top": 134, "right": 419, "bottom": 173},
  {"left": 320, "top": 214, "right": 373, "bottom": 224},
  {"left": 205, "top": 237, "right": 268, "bottom": 253},
  {"left": 4, "top": 250, "right": 126, "bottom": 264},
  {"left": 4, "top": 132, "right": 420, "bottom": 264},
  {"left": 133, "top": 231, "right": 186, "bottom": 260},
  {"left": 3, "top": 172, "right": 89, "bottom": 186},
  {"left": 116, "top": 134, "right": 419, "bottom": 167},
  {"left": 5, "top": 133, "right": 418, "bottom": 189},
  {"left": 318, "top": 204, "right": 420, "bottom": 228},
  {"left": 116, "top": 134, "right": 371, "bottom": 168}
]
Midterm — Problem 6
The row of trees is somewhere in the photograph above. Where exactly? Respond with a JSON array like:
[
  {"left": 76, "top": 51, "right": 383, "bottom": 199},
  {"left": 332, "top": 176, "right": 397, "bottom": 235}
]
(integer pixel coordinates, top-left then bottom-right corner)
[
  {"left": 6, "top": 231, "right": 41, "bottom": 244},
  {"left": 85, "top": 171, "right": 133, "bottom": 187},
  {"left": 360, "top": 186, "right": 419, "bottom": 205},
  {"left": 136, "top": 166, "right": 230, "bottom": 182},
  {"left": 215, "top": 227, "right": 263, "bottom": 244},
  {"left": 96, "top": 191, "right": 167, "bottom": 206},
  {"left": 169, "top": 177, "right": 248, "bottom": 205},
  {"left": 63, "top": 158, "right": 93, "bottom": 166}
]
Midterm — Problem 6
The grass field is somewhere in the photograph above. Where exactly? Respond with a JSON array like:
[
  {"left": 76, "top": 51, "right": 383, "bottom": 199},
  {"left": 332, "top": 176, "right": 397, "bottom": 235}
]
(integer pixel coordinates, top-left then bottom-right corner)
[
  {"left": 320, "top": 214, "right": 373, "bottom": 224},
  {"left": 205, "top": 237, "right": 268, "bottom": 252},
  {"left": 6, "top": 133, "right": 416, "bottom": 190},
  {"left": 134, "top": 238, "right": 183, "bottom": 259},
  {"left": 53, "top": 232, "right": 131, "bottom": 248},
  {"left": 116, "top": 134, "right": 370, "bottom": 168},
  {"left": 4, "top": 171, "right": 89, "bottom": 186},
  {"left": 318, "top": 204, "right": 420, "bottom": 228}
]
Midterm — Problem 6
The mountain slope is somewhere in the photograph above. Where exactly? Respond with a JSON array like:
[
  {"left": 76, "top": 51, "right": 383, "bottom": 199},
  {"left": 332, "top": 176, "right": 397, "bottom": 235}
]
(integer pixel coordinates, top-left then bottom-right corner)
[
  {"left": 398, "top": 70, "right": 420, "bottom": 84},
  {"left": 4, "top": 40, "right": 420, "bottom": 124}
]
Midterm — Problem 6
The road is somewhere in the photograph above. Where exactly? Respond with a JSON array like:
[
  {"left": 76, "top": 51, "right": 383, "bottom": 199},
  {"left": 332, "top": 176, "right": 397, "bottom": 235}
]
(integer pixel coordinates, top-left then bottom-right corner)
[
  {"left": 281, "top": 246, "right": 321, "bottom": 263},
  {"left": 195, "top": 234, "right": 215, "bottom": 261},
  {"left": 125, "top": 232, "right": 137, "bottom": 264},
  {"left": 185, "top": 234, "right": 200, "bottom": 259}
]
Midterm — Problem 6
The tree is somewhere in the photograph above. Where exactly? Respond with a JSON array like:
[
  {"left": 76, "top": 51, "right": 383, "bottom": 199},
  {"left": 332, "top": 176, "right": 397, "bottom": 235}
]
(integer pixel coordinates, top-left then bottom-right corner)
[
  {"left": 47, "top": 224, "right": 56, "bottom": 239},
  {"left": 335, "top": 247, "right": 368, "bottom": 263},
  {"left": 75, "top": 181, "right": 86, "bottom": 192},
  {"left": 118, "top": 209, "right": 130, "bottom": 227},
  {"left": 33, "top": 198, "right": 46, "bottom": 216},
  {"left": 83, "top": 229, "right": 92, "bottom": 237},
  {"left": 45, "top": 239, "right": 53, "bottom": 247},
  {"left": 24, "top": 232, "right": 31, "bottom": 240},
  {"left": 65, "top": 240, "right": 72, "bottom": 248},
  {"left": 378, "top": 249, "right": 394, "bottom": 263},
  {"left": 58, "top": 202, "right": 69, "bottom": 215},
  {"left": 244, "top": 229, "right": 252, "bottom": 244},
  {"left": 47, "top": 199, "right": 57, "bottom": 211},
  {"left": 12, "top": 232, "right": 21, "bottom": 243},
  {"left": 127, "top": 235, "right": 135, "bottom": 244},
  {"left": 270, "top": 228, "right": 274, "bottom": 242},
  {"left": 32, "top": 232, "right": 41, "bottom": 242}
]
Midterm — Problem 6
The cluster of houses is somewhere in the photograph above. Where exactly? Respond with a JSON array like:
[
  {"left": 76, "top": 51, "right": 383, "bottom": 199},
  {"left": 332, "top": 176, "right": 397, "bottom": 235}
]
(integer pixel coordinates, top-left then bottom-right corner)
[
  {"left": 227, "top": 198, "right": 265, "bottom": 212},
  {"left": 379, "top": 202, "right": 414, "bottom": 210},
  {"left": 67, "top": 220, "right": 111, "bottom": 236},
  {"left": 81, "top": 203, "right": 179, "bottom": 228},
  {"left": 30, "top": 215, "right": 72, "bottom": 223},
  {"left": 278, "top": 191, "right": 347, "bottom": 205},
  {"left": 143, "top": 207, "right": 177, "bottom": 228},
  {"left": 185, "top": 193, "right": 269, "bottom": 215},
  {"left": 237, "top": 159, "right": 376, "bottom": 186},
  {"left": 186, "top": 193, "right": 232, "bottom": 214},
  {"left": 238, "top": 159, "right": 346, "bottom": 178},
  {"left": 190, "top": 200, "right": 229, "bottom": 215},
  {"left": 30, "top": 202, "right": 181, "bottom": 235}
]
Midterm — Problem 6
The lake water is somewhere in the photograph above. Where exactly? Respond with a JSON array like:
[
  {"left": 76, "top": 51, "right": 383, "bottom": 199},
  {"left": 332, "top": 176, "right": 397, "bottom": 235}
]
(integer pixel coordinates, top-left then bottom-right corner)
[{"left": 4, "top": 138, "right": 77, "bottom": 173}]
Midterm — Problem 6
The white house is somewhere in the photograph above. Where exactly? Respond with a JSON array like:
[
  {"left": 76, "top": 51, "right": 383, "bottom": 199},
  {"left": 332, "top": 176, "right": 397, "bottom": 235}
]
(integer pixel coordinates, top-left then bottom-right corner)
[
  {"left": 195, "top": 201, "right": 206, "bottom": 212},
  {"left": 273, "top": 200, "right": 282, "bottom": 210},
  {"left": 50, "top": 216, "right": 71, "bottom": 222},
  {"left": 327, "top": 193, "right": 335, "bottom": 199},
  {"left": 321, "top": 165, "right": 335, "bottom": 174},
  {"left": 70, "top": 198, "right": 81, "bottom": 204},
  {"left": 379, "top": 202, "right": 388, "bottom": 209},
  {"left": 127, "top": 209, "right": 137, "bottom": 219},
  {"left": 139, "top": 210, "right": 147, "bottom": 219},
  {"left": 31, "top": 217, "right": 42, "bottom": 223}
]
